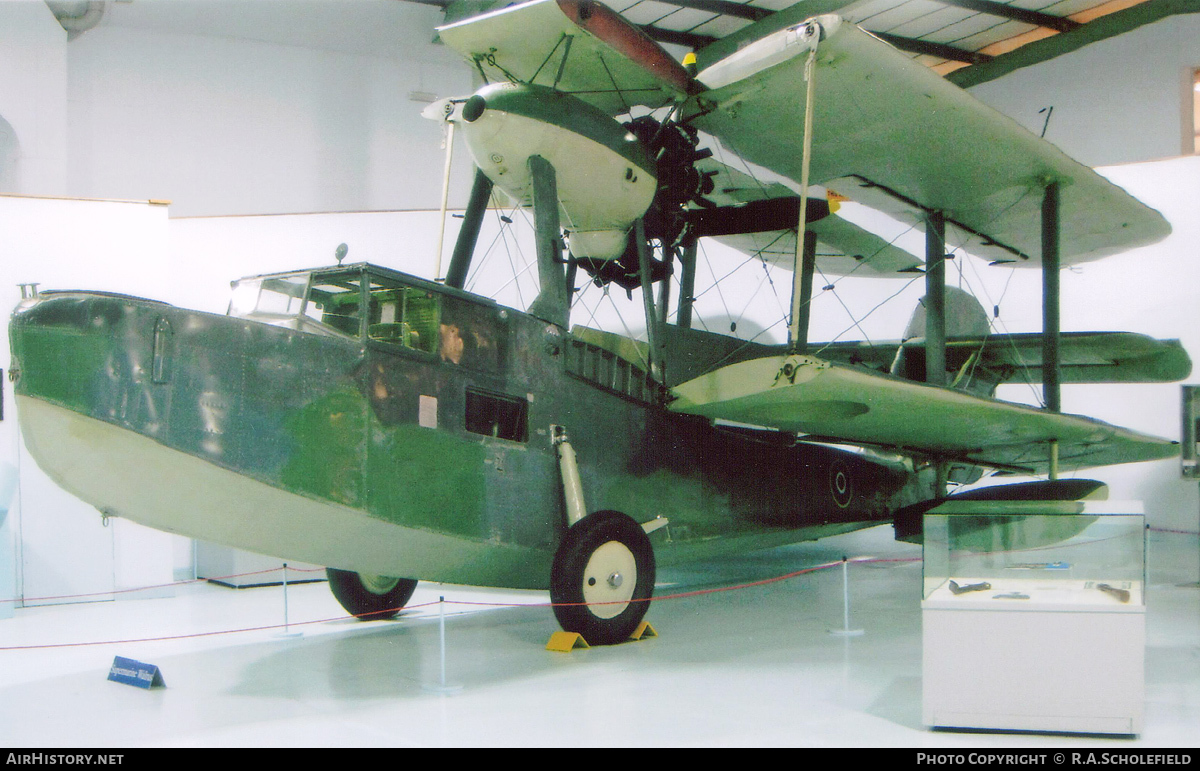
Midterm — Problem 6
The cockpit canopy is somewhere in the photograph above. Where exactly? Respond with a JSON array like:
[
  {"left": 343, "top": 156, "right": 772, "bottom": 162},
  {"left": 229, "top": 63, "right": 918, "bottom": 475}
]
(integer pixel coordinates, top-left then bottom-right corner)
[{"left": 227, "top": 263, "right": 440, "bottom": 354}]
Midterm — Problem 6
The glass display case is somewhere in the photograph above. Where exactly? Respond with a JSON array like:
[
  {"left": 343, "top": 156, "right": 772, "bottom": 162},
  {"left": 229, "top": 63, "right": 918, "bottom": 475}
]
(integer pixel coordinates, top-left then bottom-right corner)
[
  {"left": 921, "top": 500, "right": 1145, "bottom": 736},
  {"left": 922, "top": 500, "right": 1145, "bottom": 610}
]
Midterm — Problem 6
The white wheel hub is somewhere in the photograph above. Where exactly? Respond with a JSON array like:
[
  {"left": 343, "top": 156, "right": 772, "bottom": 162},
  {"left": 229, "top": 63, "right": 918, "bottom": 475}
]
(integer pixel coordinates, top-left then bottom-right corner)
[
  {"left": 582, "top": 540, "right": 637, "bottom": 620},
  {"left": 359, "top": 573, "right": 400, "bottom": 595}
]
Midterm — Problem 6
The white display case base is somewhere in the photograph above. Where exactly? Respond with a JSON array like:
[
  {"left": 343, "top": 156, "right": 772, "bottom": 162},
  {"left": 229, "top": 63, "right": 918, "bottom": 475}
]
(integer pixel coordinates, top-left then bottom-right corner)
[{"left": 922, "top": 603, "right": 1144, "bottom": 735}]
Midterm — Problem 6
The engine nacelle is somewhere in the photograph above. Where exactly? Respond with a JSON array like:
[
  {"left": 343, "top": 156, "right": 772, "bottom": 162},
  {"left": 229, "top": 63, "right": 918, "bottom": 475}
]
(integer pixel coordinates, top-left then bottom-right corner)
[{"left": 452, "top": 82, "right": 658, "bottom": 260}]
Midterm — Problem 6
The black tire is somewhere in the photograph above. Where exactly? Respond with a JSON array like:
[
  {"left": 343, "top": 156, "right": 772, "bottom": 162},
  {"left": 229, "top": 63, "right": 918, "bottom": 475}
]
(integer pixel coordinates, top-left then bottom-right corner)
[
  {"left": 550, "top": 510, "right": 656, "bottom": 645},
  {"left": 326, "top": 568, "right": 418, "bottom": 621}
]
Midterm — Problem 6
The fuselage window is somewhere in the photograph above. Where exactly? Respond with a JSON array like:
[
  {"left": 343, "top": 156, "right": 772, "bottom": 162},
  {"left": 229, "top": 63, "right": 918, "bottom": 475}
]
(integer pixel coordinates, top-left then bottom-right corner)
[
  {"left": 465, "top": 388, "right": 528, "bottom": 443},
  {"left": 438, "top": 296, "right": 503, "bottom": 372}
]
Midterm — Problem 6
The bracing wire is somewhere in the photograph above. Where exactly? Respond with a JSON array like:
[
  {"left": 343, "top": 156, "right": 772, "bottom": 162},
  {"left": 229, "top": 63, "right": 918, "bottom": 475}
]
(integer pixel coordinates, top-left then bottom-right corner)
[
  {"left": 933, "top": 184, "right": 1048, "bottom": 406},
  {"left": 465, "top": 198, "right": 537, "bottom": 309},
  {"left": 602, "top": 283, "right": 655, "bottom": 373}
]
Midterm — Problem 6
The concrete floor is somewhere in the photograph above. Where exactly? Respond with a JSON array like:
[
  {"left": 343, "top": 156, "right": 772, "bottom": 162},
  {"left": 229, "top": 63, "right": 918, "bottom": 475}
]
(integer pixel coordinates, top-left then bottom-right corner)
[{"left": 0, "top": 526, "right": 1196, "bottom": 747}]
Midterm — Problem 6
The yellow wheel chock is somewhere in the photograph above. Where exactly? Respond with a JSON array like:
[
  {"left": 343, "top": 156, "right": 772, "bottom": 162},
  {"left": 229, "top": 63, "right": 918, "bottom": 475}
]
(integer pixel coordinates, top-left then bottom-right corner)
[
  {"left": 628, "top": 621, "right": 657, "bottom": 641},
  {"left": 546, "top": 622, "right": 657, "bottom": 652},
  {"left": 546, "top": 631, "right": 590, "bottom": 652}
]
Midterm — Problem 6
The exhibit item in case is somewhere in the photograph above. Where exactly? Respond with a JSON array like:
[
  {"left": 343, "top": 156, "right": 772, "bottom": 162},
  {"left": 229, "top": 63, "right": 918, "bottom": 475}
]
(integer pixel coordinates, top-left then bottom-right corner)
[
  {"left": 922, "top": 500, "right": 1145, "bottom": 735},
  {"left": 923, "top": 500, "right": 1145, "bottom": 608}
]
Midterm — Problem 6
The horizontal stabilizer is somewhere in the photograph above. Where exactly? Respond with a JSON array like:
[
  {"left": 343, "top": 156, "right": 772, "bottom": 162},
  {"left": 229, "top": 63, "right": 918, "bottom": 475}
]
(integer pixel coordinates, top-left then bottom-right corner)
[
  {"left": 575, "top": 324, "right": 1191, "bottom": 392},
  {"left": 819, "top": 332, "right": 1192, "bottom": 387},
  {"left": 669, "top": 354, "right": 1178, "bottom": 474}
]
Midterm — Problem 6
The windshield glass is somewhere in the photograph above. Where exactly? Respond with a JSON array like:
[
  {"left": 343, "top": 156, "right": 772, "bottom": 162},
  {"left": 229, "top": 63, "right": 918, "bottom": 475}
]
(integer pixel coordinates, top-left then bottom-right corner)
[
  {"left": 229, "top": 274, "right": 312, "bottom": 317},
  {"left": 228, "top": 270, "right": 364, "bottom": 336},
  {"left": 308, "top": 273, "right": 365, "bottom": 336}
]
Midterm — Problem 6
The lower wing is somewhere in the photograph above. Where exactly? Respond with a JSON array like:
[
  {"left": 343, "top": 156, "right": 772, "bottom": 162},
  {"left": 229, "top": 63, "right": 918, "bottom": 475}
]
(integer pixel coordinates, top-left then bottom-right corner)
[{"left": 669, "top": 354, "right": 1178, "bottom": 474}]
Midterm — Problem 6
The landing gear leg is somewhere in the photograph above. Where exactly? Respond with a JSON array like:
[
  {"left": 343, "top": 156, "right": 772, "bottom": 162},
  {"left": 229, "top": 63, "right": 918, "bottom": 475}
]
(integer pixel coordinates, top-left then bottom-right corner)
[{"left": 550, "top": 510, "right": 656, "bottom": 645}]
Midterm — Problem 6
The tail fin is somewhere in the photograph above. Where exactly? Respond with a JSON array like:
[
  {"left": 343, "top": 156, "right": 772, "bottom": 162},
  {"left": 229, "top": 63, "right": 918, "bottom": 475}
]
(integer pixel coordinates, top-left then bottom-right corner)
[{"left": 889, "top": 286, "right": 990, "bottom": 391}]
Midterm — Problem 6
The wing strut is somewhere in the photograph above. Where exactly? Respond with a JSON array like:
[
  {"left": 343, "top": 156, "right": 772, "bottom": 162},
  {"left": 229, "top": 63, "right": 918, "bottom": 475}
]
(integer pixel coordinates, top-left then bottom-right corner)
[
  {"left": 434, "top": 120, "right": 457, "bottom": 282},
  {"left": 926, "top": 210, "right": 949, "bottom": 496},
  {"left": 677, "top": 236, "right": 698, "bottom": 329},
  {"left": 925, "top": 211, "right": 947, "bottom": 387},
  {"left": 1043, "top": 180, "right": 1062, "bottom": 479},
  {"left": 526, "top": 155, "right": 570, "bottom": 328},
  {"left": 794, "top": 230, "right": 818, "bottom": 353},
  {"left": 636, "top": 218, "right": 665, "bottom": 381},
  {"left": 787, "top": 27, "right": 820, "bottom": 353},
  {"left": 444, "top": 168, "right": 495, "bottom": 290}
]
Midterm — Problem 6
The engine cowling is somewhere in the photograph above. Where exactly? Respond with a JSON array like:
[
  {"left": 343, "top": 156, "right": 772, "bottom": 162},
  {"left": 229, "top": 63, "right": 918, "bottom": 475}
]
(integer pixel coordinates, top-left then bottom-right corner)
[{"left": 455, "top": 82, "right": 658, "bottom": 261}]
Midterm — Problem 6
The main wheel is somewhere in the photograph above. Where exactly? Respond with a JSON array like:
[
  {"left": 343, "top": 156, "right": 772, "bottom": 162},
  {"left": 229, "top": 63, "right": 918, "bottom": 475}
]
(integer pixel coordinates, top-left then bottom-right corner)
[
  {"left": 550, "top": 510, "right": 656, "bottom": 645},
  {"left": 326, "top": 568, "right": 418, "bottom": 621}
]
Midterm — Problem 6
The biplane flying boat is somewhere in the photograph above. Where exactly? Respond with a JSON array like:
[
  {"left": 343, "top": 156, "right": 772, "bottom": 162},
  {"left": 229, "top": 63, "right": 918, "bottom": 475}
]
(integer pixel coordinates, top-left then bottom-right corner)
[{"left": 9, "top": 0, "right": 1191, "bottom": 644}]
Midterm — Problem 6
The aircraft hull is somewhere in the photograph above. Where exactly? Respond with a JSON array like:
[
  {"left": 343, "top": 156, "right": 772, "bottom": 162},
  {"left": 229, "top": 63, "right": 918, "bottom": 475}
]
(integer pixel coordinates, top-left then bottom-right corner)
[
  {"left": 15, "top": 394, "right": 550, "bottom": 587},
  {"left": 9, "top": 278, "right": 930, "bottom": 589}
]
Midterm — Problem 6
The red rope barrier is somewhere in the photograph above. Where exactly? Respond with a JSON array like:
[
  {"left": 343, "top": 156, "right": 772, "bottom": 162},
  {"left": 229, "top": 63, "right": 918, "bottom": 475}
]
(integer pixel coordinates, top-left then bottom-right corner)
[
  {"left": 0, "top": 557, "right": 904, "bottom": 650},
  {"left": 4, "top": 525, "right": 1193, "bottom": 609},
  {"left": 5, "top": 524, "right": 1191, "bottom": 652},
  {"left": 0, "top": 565, "right": 327, "bottom": 606}
]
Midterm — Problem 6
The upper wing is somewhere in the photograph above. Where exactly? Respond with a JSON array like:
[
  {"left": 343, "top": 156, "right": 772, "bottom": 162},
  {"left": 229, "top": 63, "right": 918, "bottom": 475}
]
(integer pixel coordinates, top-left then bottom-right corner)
[
  {"left": 685, "top": 15, "right": 1171, "bottom": 266},
  {"left": 669, "top": 354, "right": 1179, "bottom": 473},
  {"left": 437, "top": 0, "right": 690, "bottom": 115}
]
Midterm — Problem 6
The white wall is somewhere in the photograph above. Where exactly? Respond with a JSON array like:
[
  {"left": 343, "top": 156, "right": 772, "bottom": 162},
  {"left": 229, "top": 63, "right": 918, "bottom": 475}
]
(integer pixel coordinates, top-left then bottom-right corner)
[
  {"left": 1, "top": 195, "right": 179, "bottom": 606},
  {"left": 968, "top": 13, "right": 1200, "bottom": 166},
  {"left": 0, "top": 1, "right": 68, "bottom": 196},
  {"left": 64, "top": 16, "right": 473, "bottom": 216},
  {"left": 1068, "top": 157, "right": 1200, "bottom": 529},
  {"left": 41, "top": 5, "right": 1200, "bottom": 218},
  {"left": 0, "top": 460, "right": 16, "bottom": 619},
  {"left": 168, "top": 210, "right": 460, "bottom": 314}
]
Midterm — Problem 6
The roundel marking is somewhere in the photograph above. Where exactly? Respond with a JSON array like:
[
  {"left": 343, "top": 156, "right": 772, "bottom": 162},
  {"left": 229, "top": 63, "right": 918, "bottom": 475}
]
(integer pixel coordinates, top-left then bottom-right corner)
[{"left": 830, "top": 461, "right": 853, "bottom": 509}]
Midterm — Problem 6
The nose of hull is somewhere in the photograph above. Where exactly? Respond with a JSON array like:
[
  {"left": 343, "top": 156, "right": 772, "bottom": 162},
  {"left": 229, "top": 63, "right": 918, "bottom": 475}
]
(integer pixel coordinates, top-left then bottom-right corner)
[
  {"left": 10, "top": 291, "right": 171, "bottom": 434},
  {"left": 8, "top": 288, "right": 554, "bottom": 590}
]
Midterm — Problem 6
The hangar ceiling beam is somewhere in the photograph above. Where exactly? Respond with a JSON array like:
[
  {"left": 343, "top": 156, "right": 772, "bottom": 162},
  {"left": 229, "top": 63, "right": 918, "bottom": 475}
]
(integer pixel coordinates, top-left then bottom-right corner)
[
  {"left": 693, "top": 0, "right": 864, "bottom": 68},
  {"left": 652, "top": 0, "right": 773, "bottom": 21},
  {"left": 644, "top": 24, "right": 719, "bottom": 48},
  {"left": 949, "top": 0, "right": 1200, "bottom": 87},
  {"left": 934, "top": 0, "right": 1081, "bottom": 33},
  {"left": 874, "top": 31, "right": 992, "bottom": 64}
]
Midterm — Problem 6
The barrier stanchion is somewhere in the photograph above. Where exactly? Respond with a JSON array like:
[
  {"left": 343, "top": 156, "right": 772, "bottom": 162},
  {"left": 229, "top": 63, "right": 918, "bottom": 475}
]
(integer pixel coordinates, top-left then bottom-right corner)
[
  {"left": 828, "top": 557, "right": 864, "bottom": 637},
  {"left": 274, "top": 563, "right": 302, "bottom": 639},
  {"left": 3, "top": 554, "right": 931, "bottom": 651},
  {"left": 423, "top": 596, "right": 463, "bottom": 694}
]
